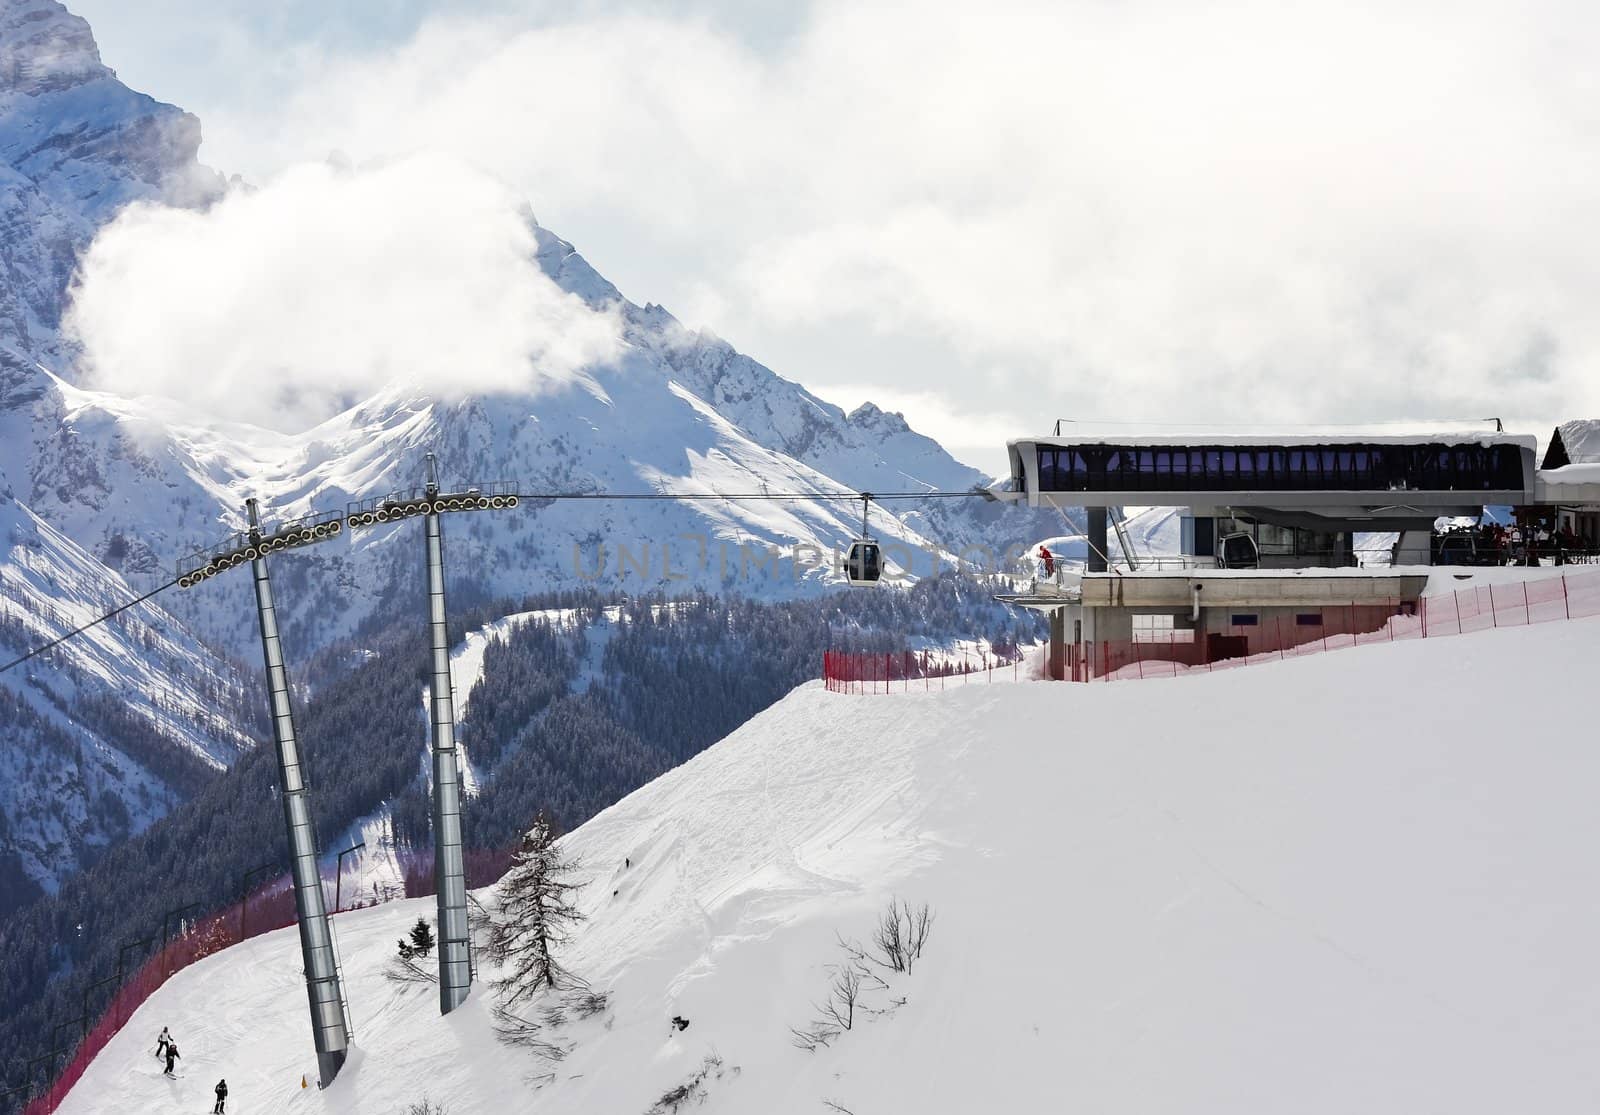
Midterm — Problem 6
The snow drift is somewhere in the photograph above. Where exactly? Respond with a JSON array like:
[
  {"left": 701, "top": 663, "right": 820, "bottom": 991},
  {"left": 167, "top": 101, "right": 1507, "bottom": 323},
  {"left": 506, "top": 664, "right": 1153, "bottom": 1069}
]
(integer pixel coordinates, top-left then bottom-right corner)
[{"left": 56, "top": 615, "right": 1600, "bottom": 1114}]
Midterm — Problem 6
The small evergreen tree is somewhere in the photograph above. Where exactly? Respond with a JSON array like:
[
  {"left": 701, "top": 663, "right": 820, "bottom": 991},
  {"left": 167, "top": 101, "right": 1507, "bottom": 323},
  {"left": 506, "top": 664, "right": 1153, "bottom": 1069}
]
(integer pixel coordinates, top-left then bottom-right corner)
[
  {"left": 409, "top": 917, "right": 436, "bottom": 958},
  {"left": 490, "top": 814, "right": 585, "bottom": 1004},
  {"left": 397, "top": 938, "right": 415, "bottom": 960}
]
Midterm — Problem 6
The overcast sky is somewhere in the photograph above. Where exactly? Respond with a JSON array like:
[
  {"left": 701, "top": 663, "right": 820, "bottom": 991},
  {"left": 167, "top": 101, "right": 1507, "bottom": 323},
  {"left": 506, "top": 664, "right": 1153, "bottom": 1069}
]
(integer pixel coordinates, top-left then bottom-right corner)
[{"left": 68, "top": 0, "right": 1600, "bottom": 474}]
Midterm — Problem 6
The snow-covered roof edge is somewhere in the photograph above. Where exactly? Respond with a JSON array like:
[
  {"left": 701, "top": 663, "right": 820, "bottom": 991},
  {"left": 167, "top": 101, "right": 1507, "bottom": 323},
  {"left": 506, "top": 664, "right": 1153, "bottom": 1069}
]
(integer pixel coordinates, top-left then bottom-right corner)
[
  {"left": 1546, "top": 420, "right": 1600, "bottom": 467},
  {"left": 1010, "top": 430, "right": 1536, "bottom": 449}
]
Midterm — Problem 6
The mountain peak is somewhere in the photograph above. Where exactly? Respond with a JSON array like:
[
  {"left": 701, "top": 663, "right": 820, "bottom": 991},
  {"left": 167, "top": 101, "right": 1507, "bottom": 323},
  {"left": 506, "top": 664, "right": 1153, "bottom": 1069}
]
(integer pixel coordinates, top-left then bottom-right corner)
[
  {"left": 847, "top": 401, "right": 912, "bottom": 435},
  {"left": 0, "top": 0, "right": 109, "bottom": 97}
]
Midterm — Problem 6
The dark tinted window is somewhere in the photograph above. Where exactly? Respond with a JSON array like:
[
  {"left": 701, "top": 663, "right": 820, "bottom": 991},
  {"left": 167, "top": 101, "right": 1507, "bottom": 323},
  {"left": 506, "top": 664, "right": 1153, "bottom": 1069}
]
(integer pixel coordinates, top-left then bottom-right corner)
[{"left": 1031, "top": 442, "right": 1524, "bottom": 492}]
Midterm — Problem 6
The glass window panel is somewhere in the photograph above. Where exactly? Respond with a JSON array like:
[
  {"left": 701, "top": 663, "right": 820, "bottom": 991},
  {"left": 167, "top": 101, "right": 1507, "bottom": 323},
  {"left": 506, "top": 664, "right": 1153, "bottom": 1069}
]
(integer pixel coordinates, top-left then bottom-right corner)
[
  {"left": 1258, "top": 523, "right": 1295, "bottom": 554},
  {"left": 1351, "top": 449, "right": 1371, "bottom": 486}
]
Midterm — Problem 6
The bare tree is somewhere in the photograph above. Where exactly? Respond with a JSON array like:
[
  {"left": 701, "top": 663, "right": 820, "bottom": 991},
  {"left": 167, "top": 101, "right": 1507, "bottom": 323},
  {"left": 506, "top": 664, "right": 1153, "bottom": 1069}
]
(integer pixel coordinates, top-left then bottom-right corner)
[
  {"left": 490, "top": 1002, "right": 569, "bottom": 1063},
  {"left": 568, "top": 990, "right": 609, "bottom": 1020},
  {"left": 795, "top": 902, "right": 934, "bottom": 1050},
  {"left": 870, "top": 900, "right": 934, "bottom": 974},
  {"left": 404, "top": 1099, "right": 448, "bottom": 1115},
  {"left": 647, "top": 1053, "right": 732, "bottom": 1113},
  {"left": 790, "top": 1023, "right": 839, "bottom": 1052},
  {"left": 385, "top": 953, "right": 439, "bottom": 985},
  {"left": 490, "top": 813, "right": 586, "bottom": 1004},
  {"left": 816, "top": 964, "right": 865, "bottom": 1033}
]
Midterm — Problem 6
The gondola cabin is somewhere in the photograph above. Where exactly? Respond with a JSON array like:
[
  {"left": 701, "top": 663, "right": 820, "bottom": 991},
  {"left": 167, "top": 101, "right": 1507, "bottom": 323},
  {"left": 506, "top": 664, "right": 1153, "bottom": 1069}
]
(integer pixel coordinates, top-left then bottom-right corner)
[
  {"left": 844, "top": 538, "right": 883, "bottom": 586},
  {"left": 1217, "top": 531, "right": 1259, "bottom": 570}
]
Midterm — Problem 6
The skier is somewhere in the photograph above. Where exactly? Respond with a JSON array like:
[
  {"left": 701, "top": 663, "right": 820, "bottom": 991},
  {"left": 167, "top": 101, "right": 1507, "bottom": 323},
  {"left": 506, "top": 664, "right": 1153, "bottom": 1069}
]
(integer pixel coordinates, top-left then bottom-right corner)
[
  {"left": 1038, "top": 545, "right": 1055, "bottom": 578},
  {"left": 154, "top": 1026, "right": 171, "bottom": 1062},
  {"left": 163, "top": 1039, "right": 180, "bottom": 1078},
  {"left": 212, "top": 1078, "right": 228, "bottom": 1114}
]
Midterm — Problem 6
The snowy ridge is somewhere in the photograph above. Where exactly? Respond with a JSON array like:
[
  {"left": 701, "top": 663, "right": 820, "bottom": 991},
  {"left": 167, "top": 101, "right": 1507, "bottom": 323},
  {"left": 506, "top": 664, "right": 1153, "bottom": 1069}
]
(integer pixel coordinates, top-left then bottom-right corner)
[
  {"left": 0, "top": 482, "right": 250, "bottom": 897},
  {"left": 54, "top": 615, "right": 1600, "bottom": 1114},
  {"left": 24, "top": 272, "right": 1061, "bottom": 661}
]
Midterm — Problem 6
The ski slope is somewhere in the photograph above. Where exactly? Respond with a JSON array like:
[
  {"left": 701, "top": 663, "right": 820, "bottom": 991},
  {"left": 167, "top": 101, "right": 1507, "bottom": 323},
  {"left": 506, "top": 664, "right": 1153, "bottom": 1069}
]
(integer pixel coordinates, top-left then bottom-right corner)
[{"left": 59, "top": 616, "right": 1600, "bottom": 1114}]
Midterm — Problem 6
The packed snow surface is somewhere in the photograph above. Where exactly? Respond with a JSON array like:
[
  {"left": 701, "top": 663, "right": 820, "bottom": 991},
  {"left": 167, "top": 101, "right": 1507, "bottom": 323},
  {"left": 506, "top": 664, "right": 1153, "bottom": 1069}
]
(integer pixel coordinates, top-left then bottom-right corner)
[{"left": 60, "top": 617, "right": 1600, "bottom": 1114}]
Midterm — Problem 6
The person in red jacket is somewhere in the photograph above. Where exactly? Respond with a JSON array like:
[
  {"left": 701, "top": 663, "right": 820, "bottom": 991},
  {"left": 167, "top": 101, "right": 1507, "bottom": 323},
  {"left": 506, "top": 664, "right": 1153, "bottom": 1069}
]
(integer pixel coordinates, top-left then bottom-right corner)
[{"left": 1038, "top": 545, "right": 1055, "bottom": 577}]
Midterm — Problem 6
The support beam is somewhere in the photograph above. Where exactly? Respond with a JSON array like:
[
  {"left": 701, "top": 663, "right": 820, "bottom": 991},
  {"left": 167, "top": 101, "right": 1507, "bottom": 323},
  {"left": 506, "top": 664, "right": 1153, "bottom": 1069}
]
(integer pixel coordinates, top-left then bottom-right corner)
[
  {"left": 1048, "top": 609, "right": 1066, "bottom": 680},
  {"left": 1086, "top": 507, "right": 1108, "bottom": 573},
  {"left": 246, "top": 499, "right": 349, "bottom": 1087},
  {"left": 423, "top": 460, "right": 472, "bottom": 1015}
]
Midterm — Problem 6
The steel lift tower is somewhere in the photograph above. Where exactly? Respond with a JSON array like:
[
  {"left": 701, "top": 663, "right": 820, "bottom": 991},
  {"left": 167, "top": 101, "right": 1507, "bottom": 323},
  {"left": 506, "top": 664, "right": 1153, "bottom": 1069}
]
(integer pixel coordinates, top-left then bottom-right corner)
[
  {"left": 178, "top": 502, "right": 351, "bottom": 1085},
  {"left": 347, "top": 456, "right": 518, "bottom": 1012}
]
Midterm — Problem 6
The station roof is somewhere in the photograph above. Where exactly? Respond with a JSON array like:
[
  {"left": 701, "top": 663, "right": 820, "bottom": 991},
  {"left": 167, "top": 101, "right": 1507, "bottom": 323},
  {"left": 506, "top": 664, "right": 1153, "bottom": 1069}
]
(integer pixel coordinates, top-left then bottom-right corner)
[
  {"left": 1011, "top": 428, "right": 1536, "bottom": 450},
  {"left": 1543, "top": 420, "right": 1600, "bottom": 468}
]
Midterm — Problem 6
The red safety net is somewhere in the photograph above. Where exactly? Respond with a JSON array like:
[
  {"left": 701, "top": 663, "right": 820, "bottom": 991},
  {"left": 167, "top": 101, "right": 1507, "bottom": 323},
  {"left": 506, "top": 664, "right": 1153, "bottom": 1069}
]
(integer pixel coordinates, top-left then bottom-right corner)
[
  {"left": 23, "top": 842, "right": 517, "bottom": 1114},
  {"left": 397, "top": 847, "right": 516, "bottom": 899},
  {"left": 822, "top": 571, "right": 1600, "bottom": 691},
  {"left": 22, "top": 879, "right": 297, "bottom": 1114},
  {"left": 821, "top": 650, "right": 1023, "bottom": 694}
]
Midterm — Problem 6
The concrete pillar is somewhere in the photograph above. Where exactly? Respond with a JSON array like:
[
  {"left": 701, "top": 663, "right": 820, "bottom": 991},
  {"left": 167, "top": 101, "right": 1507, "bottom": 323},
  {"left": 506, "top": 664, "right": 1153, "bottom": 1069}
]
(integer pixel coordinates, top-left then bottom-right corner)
[
  {"left": 246, "top": 501, "right": 348, "bottom": 1087},
  {"left": 1048, "top": 608, "right": 1065, "bottom": 680}
]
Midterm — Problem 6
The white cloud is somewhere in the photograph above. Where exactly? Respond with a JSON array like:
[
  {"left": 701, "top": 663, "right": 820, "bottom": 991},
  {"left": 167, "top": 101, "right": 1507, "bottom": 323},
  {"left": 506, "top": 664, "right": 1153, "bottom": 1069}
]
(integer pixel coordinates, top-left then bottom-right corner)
[
  {"left": 131, "top": 0, "right": 1600, "bottom": 437},
  {"left": 66, "top": 153, "right": 621, "bottom": 431}
]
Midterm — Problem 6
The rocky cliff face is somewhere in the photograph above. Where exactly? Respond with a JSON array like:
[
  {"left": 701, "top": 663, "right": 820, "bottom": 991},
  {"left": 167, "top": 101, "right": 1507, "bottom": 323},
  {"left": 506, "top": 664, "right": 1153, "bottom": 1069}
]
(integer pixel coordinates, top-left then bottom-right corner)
[{"left": 0, "top": 0, "right": 220, "bottom": 368}]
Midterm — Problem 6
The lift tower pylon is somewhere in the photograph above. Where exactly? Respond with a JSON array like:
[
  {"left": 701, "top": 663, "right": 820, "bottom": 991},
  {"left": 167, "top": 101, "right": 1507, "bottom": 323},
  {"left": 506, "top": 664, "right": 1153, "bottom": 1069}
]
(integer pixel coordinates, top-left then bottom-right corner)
[
  {"left": 423, "top": 455, "right": 471, "bottom": 1014},
  {"left": 345, "top": 459, "right": 518, "bottom": 1014},
  {"left": 243, "top": 498, "right": 349, "bottom": 1085}
]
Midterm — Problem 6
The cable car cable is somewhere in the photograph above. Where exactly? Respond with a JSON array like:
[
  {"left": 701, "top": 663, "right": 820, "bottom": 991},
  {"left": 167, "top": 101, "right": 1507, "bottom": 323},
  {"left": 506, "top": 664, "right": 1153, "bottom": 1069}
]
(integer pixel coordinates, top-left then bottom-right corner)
[
  {"left": 0, "top": 576, "right": 181, "bottom": 676},
  {"left": 508, "top": 489, "right": 992, "bottom": 501},
  {"left": 0, "top": 484, "right": 1001, "bottom": 672}
]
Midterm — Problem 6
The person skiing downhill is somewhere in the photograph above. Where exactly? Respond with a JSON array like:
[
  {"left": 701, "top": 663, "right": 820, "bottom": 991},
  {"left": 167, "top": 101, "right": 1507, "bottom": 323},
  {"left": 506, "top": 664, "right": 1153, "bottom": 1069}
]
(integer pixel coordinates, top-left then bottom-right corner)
[
  {"left": 153, "top": 1026, "right": 171, "bottom": 1061},
  {"left": 212, "top": 1078, "right": 228, "bottom": 1113},
  {"left": 162, "top": 1039, "right": 180, "bottom": 1078}
]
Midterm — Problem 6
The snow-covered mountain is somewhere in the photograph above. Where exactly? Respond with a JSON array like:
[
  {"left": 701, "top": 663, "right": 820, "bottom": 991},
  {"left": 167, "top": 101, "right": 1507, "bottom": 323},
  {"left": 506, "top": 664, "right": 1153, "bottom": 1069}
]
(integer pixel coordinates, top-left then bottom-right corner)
[
  {"left": 0, "top": 0, "right": 254, "bottom": 904},
  {"left": 0, "top": 0, "right": 1068, "bottom": 912},
  {"left": 0, "top": 0, "right": 1061, "bottom": 663},
  {"left": 0, "top": 472, "right": 250, "bottom": 904},
  {"left": 0, "top": 0, "right": 220, "bottom": 370},
  {"left": 53, "top": 614, "right": 1600, "bottom": 1114}
]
